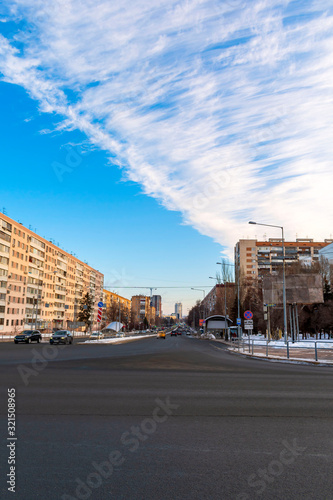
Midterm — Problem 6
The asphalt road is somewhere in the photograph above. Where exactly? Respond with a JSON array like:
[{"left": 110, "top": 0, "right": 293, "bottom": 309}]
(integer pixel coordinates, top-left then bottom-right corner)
[{"left": 1, "top": 335, "right": 333, "bottom": 500}]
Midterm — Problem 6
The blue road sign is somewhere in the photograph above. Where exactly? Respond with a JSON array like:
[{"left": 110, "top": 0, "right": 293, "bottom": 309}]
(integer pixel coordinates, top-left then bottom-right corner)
[
  {"left": 98, "top": 301, "right": 103, "bottom": 308},
  {"left": 237, "top": 318, "right": 241, "bottom": 325}
]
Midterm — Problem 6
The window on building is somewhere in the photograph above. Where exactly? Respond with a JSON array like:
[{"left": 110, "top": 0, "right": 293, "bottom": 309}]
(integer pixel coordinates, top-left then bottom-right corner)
[
  {"left": 0, "top": 244, "right": 9, "bottom": 253},
  {"left": 2, "top": 221, "right": 12, "bottom": 231},
  {"left": 0, "top": 230, "right": 11, "bottom": 243}
]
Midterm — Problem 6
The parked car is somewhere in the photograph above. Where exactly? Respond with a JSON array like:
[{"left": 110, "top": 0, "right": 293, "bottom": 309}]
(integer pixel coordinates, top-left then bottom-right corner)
[
  {"left": 90, "top": 331, "right": 104, "bottom": 340},
  {"left": 14, "top": 330, "right": 42, "bottom": 344},
  {"left": 50, "top": 330, "right": 73, "bottom": 345}
]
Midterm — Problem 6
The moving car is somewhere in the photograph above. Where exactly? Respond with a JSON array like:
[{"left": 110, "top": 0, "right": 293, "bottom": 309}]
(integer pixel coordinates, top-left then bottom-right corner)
[
  {"left": 170, "top": 330, "right": 177, "bottom": 336},
  {"left": 157, "top": 330, "right": 166, "bottom": 339},
  {"left": 50, "top": 330, "right": 73, "bottom": 345},
  {"left": 90, "top": 331, "right": 104, "bottom": 340},
  {"left": 14, "top": 330, "right": 42, "bottom": 344}
]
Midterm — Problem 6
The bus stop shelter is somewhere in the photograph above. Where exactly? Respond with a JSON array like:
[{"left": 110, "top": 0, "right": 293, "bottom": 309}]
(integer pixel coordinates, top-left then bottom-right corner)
[{"left": 205, "top": 315, "right": 233, "bottom": 338}]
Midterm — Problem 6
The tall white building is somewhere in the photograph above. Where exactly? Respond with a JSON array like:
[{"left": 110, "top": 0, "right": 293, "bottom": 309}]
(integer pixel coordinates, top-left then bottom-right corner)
[{"left": 175, "top": 302, "right": 182, "bottom": 319}]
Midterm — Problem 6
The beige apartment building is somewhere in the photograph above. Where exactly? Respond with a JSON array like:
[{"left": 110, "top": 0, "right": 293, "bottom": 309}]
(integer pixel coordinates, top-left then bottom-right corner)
[
  {"left": 103, "top": 289, "right": 131, "bottom": 326},
  {"left": 0, "top": 213, "right": 103, "bottom": 334},
  {"left": 235, "top": 237, "right": 333, "bottom": 280},
  {"left": 131, "top": 295, "right": 156, "bottom": 327}
]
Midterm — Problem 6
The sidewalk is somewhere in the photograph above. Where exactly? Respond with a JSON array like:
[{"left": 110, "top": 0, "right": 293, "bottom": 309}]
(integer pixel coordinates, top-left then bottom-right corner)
[{"left": 213, "top": 339, "right": 333, "bottom": 366}]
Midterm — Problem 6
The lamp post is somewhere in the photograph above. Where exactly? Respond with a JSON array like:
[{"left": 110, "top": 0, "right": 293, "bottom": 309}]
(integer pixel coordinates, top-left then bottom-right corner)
[
  {"left": 191, "top": 288, "right": 206, "bottom": 328},
  {"left": 249, "top": 221, "right": 287, "bottom": 343},
  {"left": 28, "top": 269, "right": 43, "bottom": 330}
]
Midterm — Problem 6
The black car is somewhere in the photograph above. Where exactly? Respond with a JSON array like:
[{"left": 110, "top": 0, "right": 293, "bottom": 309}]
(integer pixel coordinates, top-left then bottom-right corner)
[
  {"left": 14, "top": 330, "right": 42, "bottom": 344},
  {"left": 50, "top": 330, "right": 73, "bottom": 345}
]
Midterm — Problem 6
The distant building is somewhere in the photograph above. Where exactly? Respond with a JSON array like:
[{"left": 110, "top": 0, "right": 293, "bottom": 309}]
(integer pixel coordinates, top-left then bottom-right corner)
[
  {"left": 175, "top": 302, "right": 182, "bottom": 319},
  {"left": 131, "top": 295, "right": 156, "bottom": 326},
  {"left": 151, "top": 295, "right": 162, "bottom": 317},
  {"left": 235, "top": 238, "right": 333, "bottom": 280},
  {"left": 103, "top": 289, "right": 131, "bottom": 326},
  {"left": 201, "top": 283, "right": 236, "bottom": 317}
]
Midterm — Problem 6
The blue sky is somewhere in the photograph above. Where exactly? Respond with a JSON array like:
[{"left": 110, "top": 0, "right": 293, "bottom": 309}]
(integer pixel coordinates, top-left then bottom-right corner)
[{"left": 0, "top": 0, "right": 333, "bottom": 313}]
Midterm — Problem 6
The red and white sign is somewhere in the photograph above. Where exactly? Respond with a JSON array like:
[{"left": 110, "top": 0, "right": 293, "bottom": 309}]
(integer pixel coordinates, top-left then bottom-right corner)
[
  {"left": 97, "top": 307, "right": 103, "bottom": 323},
  {"left": 244, "top": 310, "right": 253, "bottom": 320}
]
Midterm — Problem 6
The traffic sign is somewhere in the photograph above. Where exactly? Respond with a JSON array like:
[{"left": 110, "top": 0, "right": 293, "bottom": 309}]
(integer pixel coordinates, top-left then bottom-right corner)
[
  {"left": 98, "top": 301, "right": 104, "bottom": 308},
  {"left": 244, "top": 310, "right": 253, "bottom": 320},
  {"left": 97, "top": 308, "right": 103, "bottom": 323},
  {"left": 244, "top": 319, "right": 253, "bottom": 328},
  {"left": 236, "top": 318, "right": 241, "bottom": 325}
]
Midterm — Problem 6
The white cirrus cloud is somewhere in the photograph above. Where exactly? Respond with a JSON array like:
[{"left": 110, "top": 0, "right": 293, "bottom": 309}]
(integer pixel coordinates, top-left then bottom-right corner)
[{"left": 1, "top": 0, "right": 333, "bottom": 253}]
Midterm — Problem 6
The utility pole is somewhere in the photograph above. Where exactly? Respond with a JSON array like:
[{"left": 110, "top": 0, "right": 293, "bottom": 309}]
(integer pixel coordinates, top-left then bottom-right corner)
[{"left": 249, "top": 221, "right": 288, "bottom": 343}]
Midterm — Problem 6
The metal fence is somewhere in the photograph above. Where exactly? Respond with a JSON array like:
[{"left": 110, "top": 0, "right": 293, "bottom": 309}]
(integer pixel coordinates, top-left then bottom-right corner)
[{"left": 229, "top": 339, "right": 333, "bottom": 363}]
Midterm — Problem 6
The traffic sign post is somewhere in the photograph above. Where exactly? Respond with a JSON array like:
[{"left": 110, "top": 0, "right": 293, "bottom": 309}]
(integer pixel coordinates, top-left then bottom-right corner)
[{"left": 97, "top": 307, "right": 102, "bottom": 324}]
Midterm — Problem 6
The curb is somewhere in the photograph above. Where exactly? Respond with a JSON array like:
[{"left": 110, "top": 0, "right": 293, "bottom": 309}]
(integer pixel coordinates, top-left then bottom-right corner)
[{"left": 225, "top": 346, "right": 333, "bottom": 367}]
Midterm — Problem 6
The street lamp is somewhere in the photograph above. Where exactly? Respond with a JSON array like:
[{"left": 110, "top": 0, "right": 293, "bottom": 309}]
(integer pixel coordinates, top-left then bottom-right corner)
[
  {"left": 28, "top": 269, "right": 43, "bottom": 330},
  {"left": 191, "top": 288, "right": 206, "bottom": 327},
  {"left": 249, "top": 221, "right": 287, "bottom": 343}
]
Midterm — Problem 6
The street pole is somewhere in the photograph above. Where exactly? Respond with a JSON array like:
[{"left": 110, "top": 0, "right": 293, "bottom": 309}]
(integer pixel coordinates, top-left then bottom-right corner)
[
  {"left": 249, "top": 221, "right": 288, "bottom": 344},
  {"left": 237, "top": 262, "right": 241, "bottom": 340},
  {"left": 281, "top": 226, "right": 288, "bottom": 344},
  {"left": 34, "top": 277, "right": 42, "bottom": 330}
]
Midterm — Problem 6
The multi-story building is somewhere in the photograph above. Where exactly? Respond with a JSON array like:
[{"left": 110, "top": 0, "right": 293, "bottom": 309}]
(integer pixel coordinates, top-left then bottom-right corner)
[
  {"left": 0, "top": 213, "right": 103, "bottom": 333},
  {"left": 131, "top": 295, "right": 156, "bottom": 326},
  {"left": 103, "top": 289, "right": 131, "bottom": 326},
  {"left": 201, "top": 283, "right": 236, "bottom": 318},
  {"left": 175, "top": 302, "right": 182, "bottom": 319},
  {"left": 151, "top": 295, "right": 162, "bottom": 317},
  {"left": 235, "top": 238, "right": 333, "bottom": 280}
]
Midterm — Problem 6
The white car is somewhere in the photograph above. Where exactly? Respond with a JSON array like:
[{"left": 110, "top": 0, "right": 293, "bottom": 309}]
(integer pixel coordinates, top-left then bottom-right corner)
[{"left": 90, "top": 331, "right": 104, "bottom": 340}]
